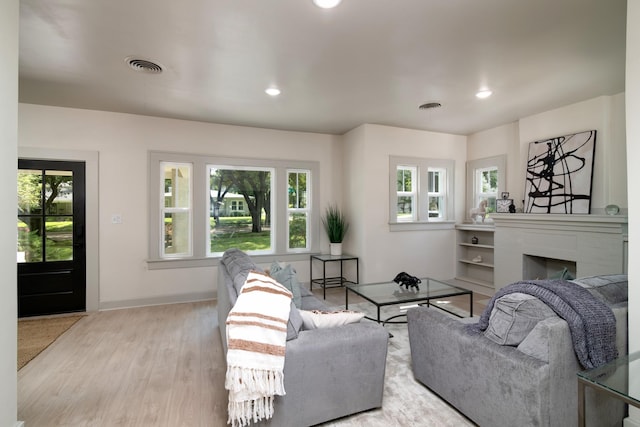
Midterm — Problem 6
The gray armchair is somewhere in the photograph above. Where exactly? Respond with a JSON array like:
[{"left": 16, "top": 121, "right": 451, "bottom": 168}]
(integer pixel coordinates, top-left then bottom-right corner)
[{"left": 407, "top": 276, "right": 628, "bottom": 427}]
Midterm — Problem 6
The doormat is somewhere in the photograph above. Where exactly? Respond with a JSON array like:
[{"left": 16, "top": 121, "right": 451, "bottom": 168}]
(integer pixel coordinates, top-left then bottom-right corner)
[{"left": 18, "top": 315, "right": 84, "bottom": 371}]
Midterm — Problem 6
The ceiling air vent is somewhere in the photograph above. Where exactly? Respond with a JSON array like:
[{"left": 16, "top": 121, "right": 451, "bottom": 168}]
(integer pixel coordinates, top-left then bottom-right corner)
[
  {"left": 419, "top": 102, "right": 442, "bottom": 110},
  {"left": 125, "top": 57, "right": 163, "bottom": 74}
]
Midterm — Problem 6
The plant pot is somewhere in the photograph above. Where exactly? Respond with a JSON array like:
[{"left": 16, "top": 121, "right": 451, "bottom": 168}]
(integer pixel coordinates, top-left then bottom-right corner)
[{"left": 330, "top": 242, "right": 343, "bottom": 256}]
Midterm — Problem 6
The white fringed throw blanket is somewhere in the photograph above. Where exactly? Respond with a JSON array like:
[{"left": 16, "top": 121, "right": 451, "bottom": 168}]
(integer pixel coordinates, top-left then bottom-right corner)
[{"left": 225, "top": 271, "right": 292, "bottom": 427}]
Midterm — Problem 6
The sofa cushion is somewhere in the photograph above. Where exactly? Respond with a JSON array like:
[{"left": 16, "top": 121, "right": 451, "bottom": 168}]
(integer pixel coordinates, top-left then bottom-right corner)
[
  {"left": 299, "top": 310, "right": 364, "bottom": 329},
  {"left": 484, "top": 292, "right": 557, "bottom": 346},
  {"left": 571, "top": 274, "right": 628, "bottom": 306},
  {"left": 287, "top": 304, "right": 304, "bottom": 340},
  {"left": 270, "top": 262, "right": 303, "bottom": 308}
]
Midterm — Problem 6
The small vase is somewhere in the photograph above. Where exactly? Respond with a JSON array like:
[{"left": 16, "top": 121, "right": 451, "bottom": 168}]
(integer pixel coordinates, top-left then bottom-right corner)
[{"left": 330, "top": 243, "right": 343, "bottom": 256}]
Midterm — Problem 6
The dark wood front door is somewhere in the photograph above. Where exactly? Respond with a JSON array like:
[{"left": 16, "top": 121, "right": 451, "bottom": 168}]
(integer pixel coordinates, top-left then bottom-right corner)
[{"left": 17, "top": 159, "right": 86, "bottom": 317}]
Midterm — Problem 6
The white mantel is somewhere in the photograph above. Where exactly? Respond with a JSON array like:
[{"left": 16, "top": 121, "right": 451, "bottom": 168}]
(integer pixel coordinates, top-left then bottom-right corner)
[{"left": 492, "top": 213, "right": 628, "bottom": 290}]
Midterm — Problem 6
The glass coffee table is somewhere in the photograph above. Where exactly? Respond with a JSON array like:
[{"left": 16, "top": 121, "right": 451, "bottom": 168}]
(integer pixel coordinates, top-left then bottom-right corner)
[
  {"left": 577, "top": 351, "right": 640, "bottom": 427},
  {"left": 345, "top": 278, "right": 473, "bottom": 324}
]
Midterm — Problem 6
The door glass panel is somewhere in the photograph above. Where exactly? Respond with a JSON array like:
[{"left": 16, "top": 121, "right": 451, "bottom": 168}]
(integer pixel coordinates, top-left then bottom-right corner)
[
  {"left": 17, "top": 169, "right": 75, "bottom": 263},
  {"left": 46, "top": 216, "right": 73, "bottom": 261},
  {"left": 17, "top": 216, "right": 43, "bottom": 263},
  {"left": 45, "top": 170, "right": 73, "bottom": 215},
  {"left": 17, "top": 170, "right": 43, "bottom": 215}
]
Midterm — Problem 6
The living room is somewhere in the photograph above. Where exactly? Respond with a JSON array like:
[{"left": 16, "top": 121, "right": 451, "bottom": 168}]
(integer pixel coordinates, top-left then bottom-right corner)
[{"left": 2, "top": 1, "right": 640, "bottom": 426}]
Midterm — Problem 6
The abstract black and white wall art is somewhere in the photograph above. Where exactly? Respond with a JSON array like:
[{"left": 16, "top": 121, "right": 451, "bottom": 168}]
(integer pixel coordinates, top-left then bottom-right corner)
[{"left": 524, "top": 130, "right": 596, "bottom": 214}]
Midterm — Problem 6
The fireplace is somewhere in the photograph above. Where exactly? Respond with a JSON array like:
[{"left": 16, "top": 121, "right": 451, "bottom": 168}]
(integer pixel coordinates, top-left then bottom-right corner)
[
  {"left": 492, "top": 213, "right": 627, "bottom": 291},
  {"left": 522, "top": 254, "right": 577, "bottom": 280}
]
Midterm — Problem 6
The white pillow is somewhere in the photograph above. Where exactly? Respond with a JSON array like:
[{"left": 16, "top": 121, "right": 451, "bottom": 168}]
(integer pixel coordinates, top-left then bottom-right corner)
[{"left": 299, "top": 310, "right": 365, "bottom": 329}]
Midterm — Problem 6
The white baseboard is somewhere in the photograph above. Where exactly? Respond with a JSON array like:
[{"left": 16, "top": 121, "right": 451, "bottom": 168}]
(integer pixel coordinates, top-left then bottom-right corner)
[
  {"left": 15, "top": 422, "right": 25, "bottom": 427},
  {"left": 99, "top": 291, "right": 216, "bottom": 311}
]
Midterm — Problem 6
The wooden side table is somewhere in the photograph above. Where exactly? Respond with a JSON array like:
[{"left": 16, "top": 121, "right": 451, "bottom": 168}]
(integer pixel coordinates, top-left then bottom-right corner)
[{"left": 309, "top": 254, "right": 359, "bottom": 299}]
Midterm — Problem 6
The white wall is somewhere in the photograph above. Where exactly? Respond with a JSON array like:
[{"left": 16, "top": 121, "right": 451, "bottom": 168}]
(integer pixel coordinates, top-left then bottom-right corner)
[
  {"left": 0, "top": 0, "right": 19, "bottom": 425},
  {"left": 343, "top": 124, "right": 467, "bottom": 283},
  {"left": 626, "top": 2, "right": 640, "bottom": 425},
  {"left": 18, "top": 104, "right": 343, "bottom": 308},
  {"left": 467, "top": 122, "right": 520, "bottom": 205},
  {"left": 468, "top": 94, "right": 627, "bottom": 215}
]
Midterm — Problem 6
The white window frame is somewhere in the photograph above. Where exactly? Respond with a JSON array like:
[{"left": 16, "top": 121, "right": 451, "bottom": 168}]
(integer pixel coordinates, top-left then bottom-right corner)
[
  {"left": 389, "top": 156, "right": 455, "bottom": 231},
  {"left": 148, "top": 151, "right": 320, "bottom": 269},
  {"left": 427, "top": 167, "right": 447, "bottom": 220},
  {"left": 207, "top": 164, "right": 275, "bottom": 257},
  {"left": 160, "top": 161, "right": 193, "bottom": 258},
  {"left": 396, "top": 165, "right": 417, "bottom": 222},
  {"left": 286, "top": 169, "right": 311, "bottom": 252},
  {"left": 466, "top": 155, "right": 506, "bottom": 223},
  {"left": 475, "top": 166, "right": 498, "bottom": 212}
]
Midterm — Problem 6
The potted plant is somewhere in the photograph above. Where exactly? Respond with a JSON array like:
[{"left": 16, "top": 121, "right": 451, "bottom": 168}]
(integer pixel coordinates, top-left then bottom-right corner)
[{"left": 322, "top": 204, "right": 349, "bottom": 255}]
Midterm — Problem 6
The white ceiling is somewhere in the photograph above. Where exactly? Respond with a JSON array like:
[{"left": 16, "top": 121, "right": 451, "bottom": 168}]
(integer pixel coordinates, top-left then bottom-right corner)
[{"left": 18, "top": 0, "right": 627, "bottom": 136}]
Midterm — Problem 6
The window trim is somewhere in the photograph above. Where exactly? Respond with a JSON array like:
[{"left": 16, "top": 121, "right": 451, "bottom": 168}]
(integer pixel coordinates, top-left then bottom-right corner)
[
  {"left": 148, "top": 151, "right": 320, "bottom": 268},
  {"left": 206, "top": 164, "right": 276, "bottom": 257},
  {"left": 389, "top": 156, "right": 455, "bottom": 231},
  {"left": 286, "top": 169, "right": 312, "bottom": 252},
  {"left": 160, "top": 161, "right": 193, "bottom": 258},
  {"left": 465, "top": 155, "right": 506, "bottom": 223},
  {"left": 396, "top": 165, "right": 417, "bottom": 222}
]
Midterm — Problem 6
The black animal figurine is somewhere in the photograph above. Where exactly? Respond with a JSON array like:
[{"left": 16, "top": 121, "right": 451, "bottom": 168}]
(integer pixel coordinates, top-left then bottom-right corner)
[{"left": 393, "top": 272, "right": 421, "bottom": 291}]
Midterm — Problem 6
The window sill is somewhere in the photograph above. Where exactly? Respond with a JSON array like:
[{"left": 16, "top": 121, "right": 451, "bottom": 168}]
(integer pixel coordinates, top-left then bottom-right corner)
[
  {"left": 389, "top": 221, "right": 456, "bottom": 232},
  {"left": 146, "top": 252, "right": 314, "bottom": 270}
]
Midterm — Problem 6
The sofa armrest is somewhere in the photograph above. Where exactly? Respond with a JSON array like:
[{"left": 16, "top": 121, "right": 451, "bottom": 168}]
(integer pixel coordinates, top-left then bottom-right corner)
[{"left": 272, "top": 321, "right": 388, "bottom": 426}]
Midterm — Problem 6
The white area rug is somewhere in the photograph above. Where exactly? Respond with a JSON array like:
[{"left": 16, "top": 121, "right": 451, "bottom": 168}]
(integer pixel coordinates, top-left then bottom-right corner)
[{"left": 319, "top": 303, "right": 475, "bottom": 427}]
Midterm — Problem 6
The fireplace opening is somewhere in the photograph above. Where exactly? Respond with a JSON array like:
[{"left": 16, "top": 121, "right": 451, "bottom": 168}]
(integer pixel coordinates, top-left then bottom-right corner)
[{"left": 523, "top": 254, "right": 577, "bottom": 280}]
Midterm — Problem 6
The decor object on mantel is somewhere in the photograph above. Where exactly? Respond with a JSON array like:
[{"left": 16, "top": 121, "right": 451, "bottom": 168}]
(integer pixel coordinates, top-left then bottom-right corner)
[
  {"left": 469, "top": 199, "right": 487, "bottom": 223},
  {"left": 496, "top": 192, "right": 514, "bottom": 213},
  {"left": 605, "top": 204, "right": 620, "bottom": 215},
  {"left": 322, "top": 204, "right": 349, "bottom": 255},
  {"left": 524, "top": 130, "right": 596, "bottom": 214}
]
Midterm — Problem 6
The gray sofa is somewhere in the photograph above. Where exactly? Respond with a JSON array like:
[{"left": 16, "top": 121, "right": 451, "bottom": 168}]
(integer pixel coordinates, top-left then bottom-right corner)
[
  {"left": 407, "top": 275, "right": 628, "bottom": 427},
  {"left": 217, "top": 249, "right": 389, "bottom": 427}
]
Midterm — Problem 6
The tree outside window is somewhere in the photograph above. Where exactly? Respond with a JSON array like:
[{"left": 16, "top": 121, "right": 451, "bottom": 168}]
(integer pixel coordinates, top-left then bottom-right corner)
[
  {"left": 149, "top": 152, "right": 320, "bottom": 264},
  {"left": 209, "top": 167, "right": 273, "bottom": 255},
  {"left": 476, "top": 167, "right": 498, "bottom": 214},
  {"left": 465, "top": 155, "right": 506, "bottom": 223},
  {"left": 396, "top": 166, "right": 416, "bottom": 221}
]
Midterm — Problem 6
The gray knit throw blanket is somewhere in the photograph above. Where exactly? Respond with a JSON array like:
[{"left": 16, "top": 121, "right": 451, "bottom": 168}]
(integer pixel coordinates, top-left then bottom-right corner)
[{"left": 472, "top": 280, "right": 617, "bottom": 369}]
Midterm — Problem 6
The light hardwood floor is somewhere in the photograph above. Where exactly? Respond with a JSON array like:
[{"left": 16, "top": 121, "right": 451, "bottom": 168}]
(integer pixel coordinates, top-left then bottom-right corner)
[
  {"left": 18, "top": 301, "right": 228, "bottom": 427},
  {"left": 18, "top": 286, "right": 487, "bottom": 426}
]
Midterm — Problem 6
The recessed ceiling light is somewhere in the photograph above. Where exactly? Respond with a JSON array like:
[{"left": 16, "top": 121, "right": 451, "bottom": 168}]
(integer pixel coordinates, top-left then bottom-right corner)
[
  {"left": 476, "top": 90, "right": 493, "bottom": 99},
  {"left": 313, "top": 0, "right": 342, "bottom": 8},
  {"left": 265, "top": 88, "right": 281, "bottom": 96}
]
